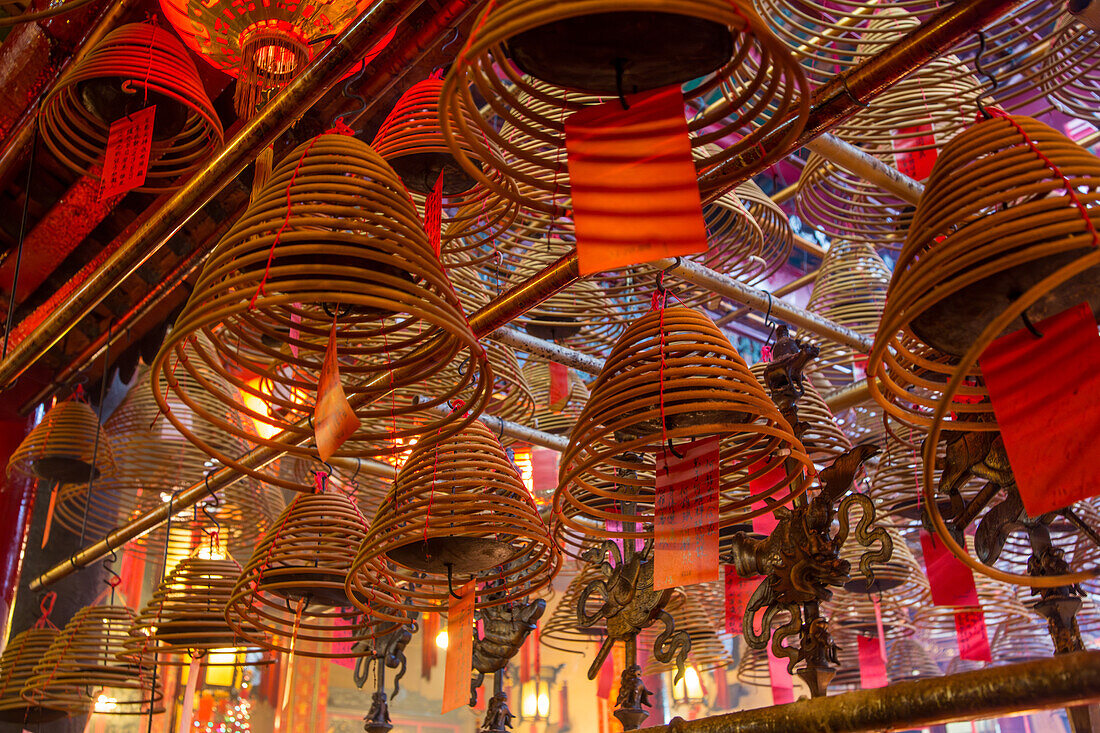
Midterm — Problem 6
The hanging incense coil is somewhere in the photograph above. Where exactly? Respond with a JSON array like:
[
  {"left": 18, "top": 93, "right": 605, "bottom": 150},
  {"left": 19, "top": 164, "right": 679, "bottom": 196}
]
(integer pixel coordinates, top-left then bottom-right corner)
[
  {"left": 801, "top": 239, "right": 890, "bottom": 391},
  {"left": 39, "top": 23, "right": 223, "bottom": 193},
  {"left": 750, "top": 365, "right": 851, "bottom": 462},
  {"left": 22, "top": 605, "right": 162, "bottom": 715},
  {"left": 737, "top": 180, "right": 794, "bottom": 283},
  {"left": 642, "top": 591, "right": 733, "bottom": 674},
  {"left": 1039, "top": 18, "right": 1100, "bottom": 124},
  {"left": 887, "top": 637, "right": 943, "bottom": 682},
  {"left": 868, "top": 114, "right": 1100, "bottom": 430},
  {"left": 823, "top": 583, "right": 921, "bottom": 641},
  {"left": 556, "top": 306, "right": 813, "bottom": 553},
  {"left": 152, "top": 134, "right": 492, "bottom": 492},
  {"left": 371, "top": 76, "right": 518, "bottom": 258},
  {"left": 440, "top": 1, "right": 809, "bottom": 212},
  {"left": 8, "top": 400, "right": 115, "bottom": 483},
  {"left": 867, "top": 435, "right": 959, "bottom": 525},
  {"left": 839, "top": 519, "right": 925, "bottom": 600},
  {"left": 990, "top": 614, "right": 1055, "bottom": 663},
  {"left": 0, "top": 628, "right": 65, "bottom": 724},
  {"left": 522, "top": 358, "right": 589, "bottom": 436},
  {"left": 347, "top": 419, "right": 559, "bottom": 615},
  {"left": 434, "top": 339, "right": 536, "bottom": 429},
  {"left": 125, "top": 556, "right": 271, "bottom": 663},
  {"left": 540, "top": 563, "right": 606, "bottom": 654},
  {"left": 226, "top": 489, "right": 401, "bottom": 657}
]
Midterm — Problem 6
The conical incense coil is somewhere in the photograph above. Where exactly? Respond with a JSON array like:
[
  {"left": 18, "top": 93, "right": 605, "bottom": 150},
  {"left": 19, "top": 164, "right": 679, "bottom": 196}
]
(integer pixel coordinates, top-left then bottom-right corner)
[
  {"left": 40, "top": 23, "right": 223, "bottom": 193},
  {"left": 823, "top": 586, "right": 921, "bottom": 641},
  {"left": 540, "top": 563, "right": 606, "bottom": 654},
  {"left": 8, "top": 400, "right": 115, "bottom": 484},
  {"left": 750, "top": 364, "right": 852, "bottom": 463},
  {"left": 226, "top": 489, "right": 403, "bottom": 656},
  {"left": 522, "top": 357, "right": 589, "bottom": 436},
  {"left": 152, "top": 134, "right": 492, "bottom": 492},
  {"left": 887, "top": 638, "right": 943, "bottom": 682},
  {"left": 642, "top": 591, "right": 733, "bottom": 674},
  {"left": 439, "top": 0, "right": 808, "bottom": 212},
  {"left": 0, "top": 629, "right": 65, "bottom": 724},
  {"left": 837, "top": 518, "right": 927, "bottom": 603},
  {"left": 1038, "top": 18, "right": 1100, "bottom": 125},
  {"left": 347, "top": 419, "right": 559, "bottom": 615},
  {"left": 802, "top": 239, "right": 891, "bottom": 391},
  {"left": 868, "top": 114, "right": 1100, "bottom": 430},
  {"left": 432, "top": 338, "right": 536, "bottom": 430},
  {"left": 989, "top": 614, "right": 1055, "bottom": 664},
  {"left": 21, "top": 605, "right": 162, "bottom": 715},
  {"left": 125, "top": 556, "right": 271, "bottom": 663},
  {"left": 737, "top": 180, "right": 794, "bottom": 284},
  {"left": 556, "top": 306, "right": 813, "bottom": 553}
]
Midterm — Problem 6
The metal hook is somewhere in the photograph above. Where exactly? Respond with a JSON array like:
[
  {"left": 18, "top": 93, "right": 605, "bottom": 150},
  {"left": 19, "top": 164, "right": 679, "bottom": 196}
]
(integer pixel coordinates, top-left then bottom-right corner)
[
  {"left": 666, "top": 438, "right": 685, "bottom": 460},
  {"left": 1021, "top": 310, "right": 1044, "bottom": 339},
  {"left": 613, "top": 57, "right": 629, "bottom": 111},
  {"left": 763, "top": 292, "right": 779, "bottom": 348},
  {"left": 331, "top": 59, "right": 368, "bottom": 132},
  {"left": 974, "top": 30, "right": 998, "bottom": 120},
  {"left": 445, "top": 562, "right": 462, "bottom": 600},
  {"left": 202, "top": 472, "right": 222, "bottom": 545}
]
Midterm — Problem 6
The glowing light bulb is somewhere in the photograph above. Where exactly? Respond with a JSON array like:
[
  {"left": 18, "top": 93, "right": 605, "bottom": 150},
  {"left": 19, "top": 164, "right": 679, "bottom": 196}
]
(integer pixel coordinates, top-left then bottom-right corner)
[
  {"left": 94, "top": 694, "right": 118, "bottom": 713},
  {"left": 435, "top": 629, "right": 449, "bottom": 649}
]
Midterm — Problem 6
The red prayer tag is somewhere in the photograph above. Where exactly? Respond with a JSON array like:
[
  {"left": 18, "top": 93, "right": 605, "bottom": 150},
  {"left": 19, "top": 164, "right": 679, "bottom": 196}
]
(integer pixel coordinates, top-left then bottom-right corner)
[
  {"left": 548, "top": 362, "right": 570, "bottom": 410},
  {"left": 749, "top": 461, "right": 787, "bottom": 536},
  {"left": 654, "top": 436, "right": 720, "bottom": 589},
  {"left": 724, "top": 565, "right": 761, "bottom": 635},
  {"left": 597, "top": 642, "right": 615, "bottom": 699},
  {"left": 565, "top": 85, "right": 709, "bottom": 275},
  {"left": 424, "top": 173, "right": 444, "bottom": 258},
  {"left": 978, "top": 302, "right": 1100, "bottom": 516},
  {"left": 530, "top": 447, "right": 559, "bottom": 496},
  {"left": 442, "top": 579, "right": 476, "bottom": 713},
  {"left": 954, "top": 609, "right": 992, "bottom": 662},
  {"left": 314, "top": 320, "right": 362, "bottom": 461},
  {"left": 891, "top": 123, "right": 938, "bottom": 181},
  {"left": 919, "top": 530, "right": 979, "bottom": 607},
  {"left": 767, "top": 646, "right": 795, "bottom": 705},
  {"left": 101, "top": 105, "right": 156, "bottom": 200},
  {"left": 857, "top": 634, "right": 889, "bottom": 689}
]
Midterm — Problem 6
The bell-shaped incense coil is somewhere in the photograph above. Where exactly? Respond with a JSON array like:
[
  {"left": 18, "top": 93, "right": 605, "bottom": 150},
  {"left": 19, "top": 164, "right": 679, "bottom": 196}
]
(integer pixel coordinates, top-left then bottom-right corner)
[
  {"left": 523, "top": 358, "right": 589, "bottom": 436},
  {"left": 22, "top": 605, "right": 162, "bottom": 715},
  {"left": 737, "top": 180, "right": 794, "bottom": 284},
  {"left": 643, "top": 591, "right": 733, "bottom": 674},
  {"left": 869, "top": 115, "right": 1100, "bottom": 430},
  {"left": 556, "top": 306, "right": 813, "bottom": 553},
  {"left": 540, "top": 563, "right": 606, "bottom": 654},
  {"left": 125, "top": 556, "right": 270, "bottom": 663},
  {"left": 0, "top": 628, "right": 65, "bottom": 724},
  {"left": 433, "top": 339, "right": 535, "bottom": 430},
  {"left": 838, "top": 519, "right": 925, "bottom": 602},
  {"left": 750, "top": 364, "right": 852, "bottom": 462},
  {"left": 153, "top": 134, "right": 492, "bottom": 491},
  {"left": 8, "top": 400, "right": 114, "bottom": 483},
  {"left": 1039, "top": 19, "right": 1100, "bottom": 125},
  {"left": 990, "top": 615, "right": 1055, "bottom": 663},
  {"left": 440, "top": 1, "right": 808, "bottom": 212},
  {"left": 802, "top": 239, "right": 890, "bottom": 391},
  {"left": 227, "top": 490, "right": 400, "bottom": 656},
  {"left": 887, "top": 638, "right": 943, "bottom": 682},
  {"left": 823, "top": 583, "right": 921, "bottom": 642},
  {"left": 39, "top": 23, "right": 223, "bottom": 193},
  {"left": 348, "top": 420, "right": 559, "bottom": 615}
]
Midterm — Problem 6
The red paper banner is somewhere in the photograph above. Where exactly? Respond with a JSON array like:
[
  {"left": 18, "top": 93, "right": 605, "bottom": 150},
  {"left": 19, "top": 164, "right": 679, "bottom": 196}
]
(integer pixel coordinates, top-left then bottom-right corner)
[
  {"left": 891, "top": 123, "right": 938, "bottom": 181},
  {"left": 857, "top": 634, "right": 889, "bottom": 689},
  {"left": 919, "top": 530, "right": 979, "bottom": 607},
  {"left": 724, "top": 565, "right": 761, "bottom": 635},
  {"left": 954, "top": 609, "right": 992, "bottom": 662},
  {"left": 314, "top": 320, "right": 362, "bottom": 461},
  {"left": 766, "top": 646, "right": 795, "bottom": 705},
  {"left": 654, "top": 436, "right": 720, "bottom": 589},
  {"left": 978, "top": 302, "right": 1100, "bottom": 516},
  {"left": 101, "top": 105, "right": 156, "bottom": 199},
  {"left": 548, "top": 362, "right": 570, "bottom": 410},
  {"left": 442, "top": 580, "right": 476, "bottom": 713},
  {"left": 565, "top": 85, "right": 708, "bottom": 275}
]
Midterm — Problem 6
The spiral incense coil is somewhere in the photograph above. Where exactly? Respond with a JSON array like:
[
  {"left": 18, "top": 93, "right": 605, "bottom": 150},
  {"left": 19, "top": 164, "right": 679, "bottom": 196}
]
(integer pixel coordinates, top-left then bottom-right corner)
[
  {"left": 825, "top": 631, "right": 863, "bottom": 692},
  {"left": 868, "top": 114, "right": 1100, "bottom": 431},
  {"left": 887, "top": 637, "right": 943, "bottom": 682},
  {"left": 989, "top": 615, "right": 1055, "bottom": 663},
  {"left": 152, "top": 134, "right": 491, "bottom": 492},
  {"left": 0, "top": 629, "right": 65, "bottom": 724},
  {"left": 737, "top": 180, "right": 794, "bottom": 283},
  {"left": 433, "top": 339, "right": 536, "bottom": 430},
  {"left": 347, "top": 419, "right": 559, "bottom": 615},
  {"left": 839, "top": 519, "right": 926, "bottom": 602},
  {"left": 822, "top": 586, "right": 921, "bottom": 641},
  {"left": 125, "top": 556, "right": 271, "bottom": 663},
  {"left": 8, "top": 400, "right": 115, "bottom": 484},
  {"left": 867, "top": 435, "right": 957, "bottom": 525},
  {"left": 39, "top": 23, "right": 223, "bottom": 193},
  {"left": 801, "top": 239, "right": 890, "bottom": 391},
  {"left": 540, "top": 563, "right": 607, "bottom": 654},
  {"left": 642, "top": 594, "right": 734, "bottom": 674},
  {"left": 556, "top": 306, "right": 813, "bottom": 553},
  {"left": 22, "top": 605, "right": 162, "bottom": 715},
  {"left": 522, "top": 358, "right": 590, "bottom": 436},
  {"left": 750, "top": 364, "right": 852, "bottom": 462},
  {"left": 1038, "top": 18, "right": 1100, "bottom": 125},
  {"left": 439, "top": 0, "right": 809, "bottom": 212},
  {"left": 227, "top": 489, "right": 403, "bottom": 657},
  {"left": 371, "top": 77, "right": 519, "bottom": 259}
]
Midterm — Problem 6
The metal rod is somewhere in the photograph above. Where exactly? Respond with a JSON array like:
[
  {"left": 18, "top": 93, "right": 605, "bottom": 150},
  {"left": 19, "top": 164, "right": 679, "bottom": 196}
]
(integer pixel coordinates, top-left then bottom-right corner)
[
  {"left": 823, "top": 380, "right": 874, "bottom": 413},
  {"left": 807, "top": 133, "right": 924, "bottom": 205},
  {"left": 489, "top": 327, "right": 604, "bottom": 375},
  {"left": 716, "top": 269, "right": 820, "bottom": 327},
  {"left": 0, "top": 0, "right": 425, "bottom": 390},
  {"left": 639, "top": 651, "right": 1100, "bottom": 733},
  {"left": 656, "top": 257, "right": 873, "bottom": 353}
]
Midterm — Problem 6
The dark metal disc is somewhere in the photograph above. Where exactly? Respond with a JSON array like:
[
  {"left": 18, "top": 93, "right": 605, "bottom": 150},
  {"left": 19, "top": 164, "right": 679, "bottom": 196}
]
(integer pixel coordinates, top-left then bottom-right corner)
[
  {"left": 385, "top": 537, "right": 515, "bottom": 575},
  {"left": 29, "top": 455, "right": 99, "bottom": 483},
  {"left": 77, "top": 78, "right": 190, "bottom": 141},
  {"left": 387, "top": 152, "right": 478, "bottom": 196}
]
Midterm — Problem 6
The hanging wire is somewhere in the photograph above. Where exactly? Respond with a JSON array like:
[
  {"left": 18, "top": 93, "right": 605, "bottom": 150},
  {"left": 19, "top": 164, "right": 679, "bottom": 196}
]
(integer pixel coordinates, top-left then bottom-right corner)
[
  {"left": 331, "top": 59, "right": 368, "bottom": 133},
  {"left": 973, "top": 30, "right": 998, "bottom": 120},
  {"left": 2, "top": 116, "right": 37, "bottom": 359}
]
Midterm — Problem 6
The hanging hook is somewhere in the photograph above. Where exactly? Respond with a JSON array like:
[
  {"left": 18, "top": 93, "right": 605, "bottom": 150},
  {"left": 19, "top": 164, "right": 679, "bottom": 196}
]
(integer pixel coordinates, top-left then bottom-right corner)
[
  {"left": 445, "top": 562, "right": 462, "bottom": 600},
  {"left": 331, "top": 59, "right": 368, "bottom": 132},
  {"left": 762, "top": 292, "right": 779, "bottom": 348},
  {"left": 1021, "top": 309, "right": 1044, "bottom": 339},
  {"left": 666, "top": 438, "right": 685, "bottom": 460},
  {"left": 613, "top": 57, "right": 630, "bottom": 111},
  {"left": 202, "top": 472, "right": 222, "bottom": 547},
  {"left": 973, "top": 30, "right": 998, "bottom": 120},
  {"left": 103, "top": 536, "right": 122, "bottom": 596}
]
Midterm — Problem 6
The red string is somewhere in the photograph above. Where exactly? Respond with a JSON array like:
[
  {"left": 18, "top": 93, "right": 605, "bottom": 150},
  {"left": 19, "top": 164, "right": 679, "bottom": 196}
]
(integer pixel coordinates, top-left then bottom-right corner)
[
  {"left": 33, "top": 592, "right": 57, "bottom": 630},
  {"left": 327, "top": 118, "right": 356, "bottom": 137},
  {"left": 989, "top": 111, "right": 1100, "bottom": 248}
]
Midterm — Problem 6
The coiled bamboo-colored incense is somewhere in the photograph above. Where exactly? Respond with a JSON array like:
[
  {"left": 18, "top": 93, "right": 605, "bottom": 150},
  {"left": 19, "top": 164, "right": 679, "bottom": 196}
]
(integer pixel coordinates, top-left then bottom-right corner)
[
  {"left": 0, "top": 629, "right": 64, "bottom": 724},
  {"left": 22, "top": 605, "right": 162, "bottom": 715},
  {"left": 440, "top": 0, "right": 808, "bottom": 211},
  {"left": 642, "top": 591, "right": 734, "bottom": 674},
  {"left": 750, "top": 364, "right": 852, "bottom": 462},
  {"left": 1038, "top": 18, "right": 1100, "bottom": 125},
  {"left": 40, "top": 23, "right": 223, "bottom": 192},
  {"left": 8, "top": 400, "right": 115, "bottom": 484},
  {"left": 522, "top": 358, "right": 589, "bottom": 437},
  {"left": 226, "top": 490, "right": 403, "bottom": 657},
  {"left": 347, "top": 419, "right": 559, "bottom": 615},
  {"left": 556, "top": 307, "right": 813, "bottom": 555},
  {"left": 540, "top": 563, "right": 607, "bottom": 654},
  {"left": 737, "top": 180, "right": 794, "bottom": 284},
  {"left": 152, "top": 134, "right": 491, "bottom": 492},
  {"left": 887, "top": 637, "right": 943, "bottom": 682}
]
